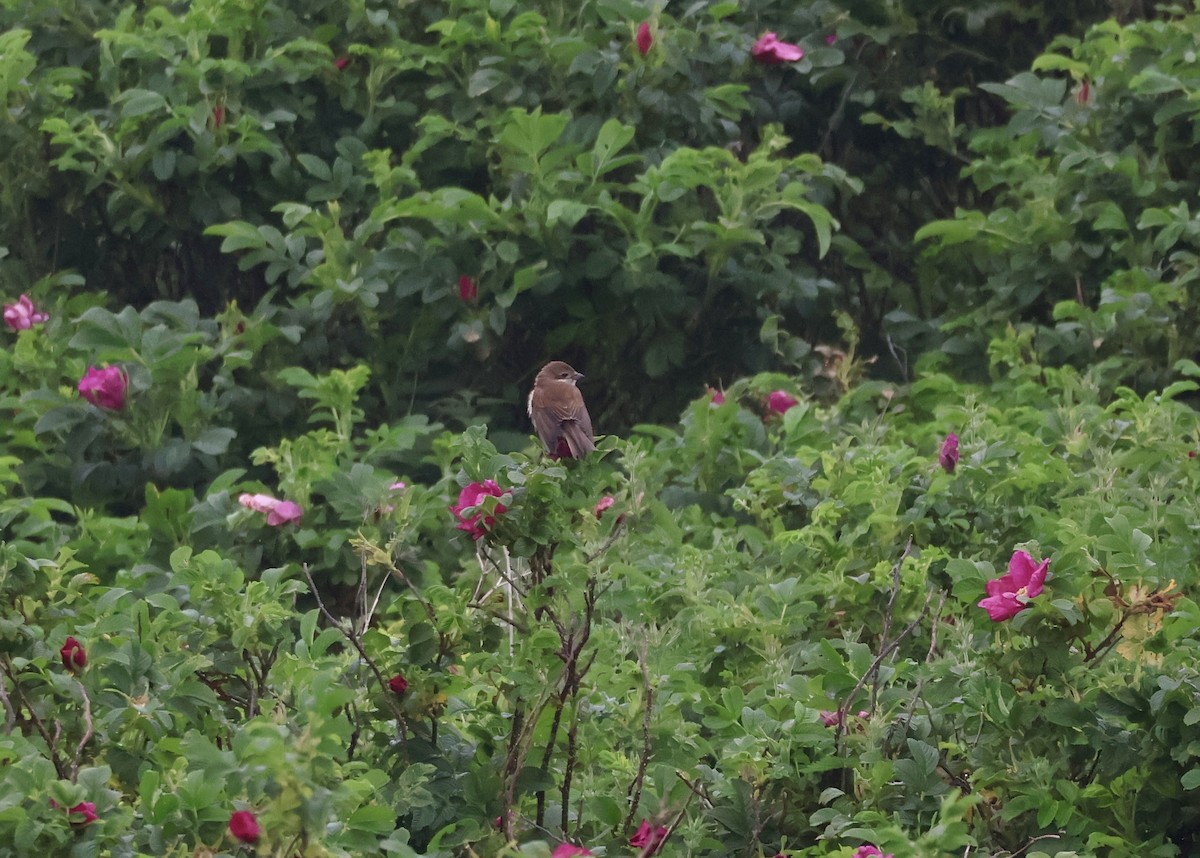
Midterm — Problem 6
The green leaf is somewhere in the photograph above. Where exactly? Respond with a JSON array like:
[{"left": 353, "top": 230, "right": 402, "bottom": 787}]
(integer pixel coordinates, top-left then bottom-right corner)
[
  {"left": 119, "top": 88, "right": 168, "bottom": 118},
  {"left": 545, "top": 199, "right": 588, "bottom": 228}
]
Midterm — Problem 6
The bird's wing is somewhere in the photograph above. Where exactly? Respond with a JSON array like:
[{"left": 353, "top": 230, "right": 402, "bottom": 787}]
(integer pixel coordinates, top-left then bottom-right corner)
[{"left": 530, "top": 386, "right": 595, "bottom": 455}]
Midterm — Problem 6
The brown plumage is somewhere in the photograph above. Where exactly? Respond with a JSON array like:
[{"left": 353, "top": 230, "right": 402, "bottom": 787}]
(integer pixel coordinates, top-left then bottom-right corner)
[{"left": 527, "top": 360, "right": 596, "bottom": 459}]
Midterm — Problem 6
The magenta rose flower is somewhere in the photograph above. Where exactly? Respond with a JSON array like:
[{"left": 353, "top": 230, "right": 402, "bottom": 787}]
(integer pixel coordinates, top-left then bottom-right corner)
[
  {"left": 978, "top": 550, "right": 1050, "bottom": 622},
  {"left": 388, "top": 674, "right": 408, "bottom": 695},
  {"left": 708, "top": 386, "right": 726, "bottom": 406},
  {"left": 333, "top": 55, "right": 350, "bottom": 70},
  {"left": 629, "top": 819, "right": 669, "bottom": 854},
  {"left": 229, "top": 809, "right": 261, "bottom": 843},
  {"left": 238, "top": 492, "right": 303, "bottom": 526},
  {"left": 552, "top": 844, "right": 594, "bottom": 858},
  {"left": 636, "top": 21, "right": 652, "bottom": 56},
  {"left": 766, "top": 390, "right": 799, "bottom": 414},
  {"left": 69, "top": 801, "right": 98, "bottom": 825},
  {"left": 78, "top": 365, "right": 128, "bottom": 410},
  {"left": 4, "top": 294, "right": 49, "bottom": 331},
  {"left": 60, "top": 636, "right": 87, "bottom": 672},
  {"left": 593, "top": 495, "right": 615, "bottom": 519},
  {"left": 852, "top": 846, "right": 894, "bottom": 858},
  {"left": 751, "top": 32, "right": 805, "bottom": 64},
  {"left": 451, "top": 480, "right": 507, "bottom": 540},
  {"left": 458, "top": 274, "right": 478, "bottom": 302},
  {"left": 938, "top": 432, "right": 959, "bottom": 473},
  {"left": 52, "top": 799, "right": 99, "bottom": 825}
]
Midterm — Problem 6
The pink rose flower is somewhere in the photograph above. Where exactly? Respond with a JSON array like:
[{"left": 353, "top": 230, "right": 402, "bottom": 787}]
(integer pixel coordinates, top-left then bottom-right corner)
[
  {"left": 636, "top": 22, "right": 653, "bottom": 56},
  {"left": 766, "top": 390, "right": 799, "bottom": 414},
  {"left": 852, "top": 846, "right": 894, "bottom": 858},
  {"left": 229, "top": 809, "right": 261, "bottom": 844},
  {"left": 594, "top": 495, "right": 615, "bottom": 518},
  {"left": 708, "top": 387, "right": 726, "bottom": 406},
  {"left": 939, "top": 432, "right": 959, "bottom": 473},
  {"left": 978, "top": 550, "right": 1050, "bottom": 622},
  {"left": 334, "top": 56, "right": 350, "bottom": 70},
  {"left": 825, "top": 33, "right": 837, "bottom": 45},
  {"left": 60, "top": 636, "right": 87, "bottom": 672},
  {"left": 630, "top": 819, "right": 669, "bottom": 854},
  {"left": 52, "top": 799, "right": 99, "bottom": 825},
  {"left": 552, "top": 844, "right": 594, "bottom": 858},
  {"left": 78, "top": 365, "right": 128, "bottom": 410},
  {"left": 1076, "top": 78, "right": 1091, "bottom": 106},
  {"left": 458, "top": 274, "right": 478, "bottom": 302},
  {"left": 751, "top": 32, "right": 805, "bottom": 65},
  {"left": 451, "top": 480, "right": 507, "bottom": 540},
  {"left": 4, "top": 294, "right": 49, "bottom": 331},
  {"left": 70, "top": 801, "right": 98, "bottom": 825},
  {"left": 238, "top": 492, "right": 303, "bottom": 526}
]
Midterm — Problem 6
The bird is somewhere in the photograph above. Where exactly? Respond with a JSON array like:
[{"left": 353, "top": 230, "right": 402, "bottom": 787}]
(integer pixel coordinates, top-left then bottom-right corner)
[{"left": 528, "top": 360, "right": 596, "bottom": 459}]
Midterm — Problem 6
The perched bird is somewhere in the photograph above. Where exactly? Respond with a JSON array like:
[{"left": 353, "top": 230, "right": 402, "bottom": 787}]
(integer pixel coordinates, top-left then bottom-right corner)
[{"left": 528, "top": 360, "right": 596, "bottom": 459}]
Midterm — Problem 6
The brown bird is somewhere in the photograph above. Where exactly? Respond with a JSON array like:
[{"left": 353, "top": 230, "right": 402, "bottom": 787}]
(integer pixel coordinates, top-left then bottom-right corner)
[{"left": 528, "top": 360, "right": 596, "bottom": 459}]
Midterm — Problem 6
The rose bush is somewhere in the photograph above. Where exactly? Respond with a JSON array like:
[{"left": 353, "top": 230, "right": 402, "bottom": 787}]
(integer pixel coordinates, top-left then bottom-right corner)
[{"left": 0, "top": 2, "right": 1197, "bottom": 857}]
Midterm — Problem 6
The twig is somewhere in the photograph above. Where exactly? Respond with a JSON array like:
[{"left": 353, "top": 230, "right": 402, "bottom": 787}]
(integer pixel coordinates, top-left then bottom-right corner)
[
  {"left": 873, "top": 539, "right": 913, "bottom": 710},
  {"left": 355, "top": 552, "right": 370, "bottom": 636},
  {"left": 1083, "top": 611, "right": 1131, "bottom": 663},
  {"left": 301, "top": 564, "right": 407, "bottom": 731},
  {"left": 586, "top": 516, "right": 628, "bottom": 563},
  {"left": 624, "top": 637, "right": 654, "bottom": 829},
  {"left": 674, "top": 771, "right": 714, "bottom": 809},
  {"left": 68, "top": 680, "right": 93, "bottom": 781},
  {"left": 836, "top": 586, "right": 936, "bottom": 748},
  {"left": 505, "top": 547, "right": 515, "bottom": 659},
  {"left": 0, "top": 669, "right": 15, "bottom": 733},
  {"left": 926, "top": 592, "right": 947, "bottom": 662},
  {"left": 1, "top": 656, "right": 65, "bottom": 778},
  {"left": 645, "top": 785, "right": 699, "bottom": 858},
  {"left": 477, "top": 545, "right": 529, "bottom": 598},
  {"left": 1010, "top": 833, "right": 1062, "bottom": 857}
]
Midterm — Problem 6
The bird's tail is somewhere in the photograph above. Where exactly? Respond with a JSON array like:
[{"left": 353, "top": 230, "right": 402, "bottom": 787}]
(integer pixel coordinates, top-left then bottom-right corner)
[{"left": 561, "top": 422, "right": 596, "bottom": 458}]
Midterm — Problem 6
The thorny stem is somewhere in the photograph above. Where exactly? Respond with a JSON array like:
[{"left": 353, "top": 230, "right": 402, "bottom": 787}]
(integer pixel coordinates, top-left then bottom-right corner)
[
  {"left": 302, "top": 563, "right": 408, "bottom": 739},
  {"left": 624, "top": 637, "right": 654, "bottom": 830},
  {"left": 1, "top": 656, "right": 66, "bottom": 778},
  {"left": 836, "top": 585, "right": 938, "bottom": 750},
  {"left": 537, "top": 701, "right": 565, "bottom": 827},
  {"left": 873, "top": 538, "right": 914, "bottom": 712},
  {"left": 68, "top": 679, "right": 93, "bottom": 781},
  {"left": 0, "top": 669, "right": 16, "bottom": 733},
  {"left": 1083, "top": 610, "right": 1132, "bottom": 663},
  {"left": 674, "top": 771, "right": 713, "bottom": 809},
  {"left": 586, "top": 516, "right": 628, "bottom": 563}
]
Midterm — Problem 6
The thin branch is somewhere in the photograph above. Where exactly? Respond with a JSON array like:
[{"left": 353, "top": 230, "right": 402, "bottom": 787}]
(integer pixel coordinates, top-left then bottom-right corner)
[
  {"left": 586, "top": 516, "right": 628, "bottom": 563},
  {"left": 624, "top": 637, "right": 654, "bottom": 829},
  {"left": 873, "top": 539, "right": 913, "bottom": 710},
  {"left": 836, "top": 586, "right": 937, "bottom": 748},
  {"left": 0, "top": 669, "right": 16, "bottom": 733},
  {"left": 1083, "top": 611, "right": 1131, "bottom": 664},
  {"left": 302, "top": 563, "right": 407, "bottom": 731},
  {"left": 1010, "top": 833, "right": 1063, "bottom": 857},
  {"left": 0, "top": 656, "right": 65, "bottom": 778},
  {"left": 674, "top": 770, "right": 714, "bottom": 809},
  {"left": 926, "top": 592, "right": 948, "bottom": 662},
  {"left": 68, "top": 680, "right": 93, "bottom": 781}
]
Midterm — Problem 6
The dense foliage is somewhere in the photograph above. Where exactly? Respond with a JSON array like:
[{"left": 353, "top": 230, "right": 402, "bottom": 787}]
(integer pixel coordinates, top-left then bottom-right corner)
[{"left": 2, "top": 0, "right": 1200, "bottom": 857}]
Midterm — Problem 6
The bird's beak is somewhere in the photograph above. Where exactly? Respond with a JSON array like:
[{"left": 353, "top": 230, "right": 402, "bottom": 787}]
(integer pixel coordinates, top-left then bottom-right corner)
[{"left": 574, "top": 372, "right": 585, "bottom": 383}]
